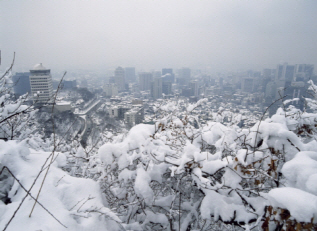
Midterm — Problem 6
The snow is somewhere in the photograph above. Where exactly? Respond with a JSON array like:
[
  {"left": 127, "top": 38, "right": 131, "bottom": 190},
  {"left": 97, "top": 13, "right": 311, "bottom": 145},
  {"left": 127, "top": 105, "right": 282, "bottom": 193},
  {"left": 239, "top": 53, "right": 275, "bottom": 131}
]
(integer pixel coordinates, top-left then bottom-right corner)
[
  {"left": 268, "top": 187, "right": 317, "bottom": 223},
  {"left": 0, "top": 140, "right": 123, "bottom": 231},
  {"left": 4, "top": 75, "right": 317, "bottom": 230},
  {"left": 134, "top": 167, "right": 154, "bottom": 205},
  {"left": 281, "top": 151, "right": 317, "bottom": 195}
]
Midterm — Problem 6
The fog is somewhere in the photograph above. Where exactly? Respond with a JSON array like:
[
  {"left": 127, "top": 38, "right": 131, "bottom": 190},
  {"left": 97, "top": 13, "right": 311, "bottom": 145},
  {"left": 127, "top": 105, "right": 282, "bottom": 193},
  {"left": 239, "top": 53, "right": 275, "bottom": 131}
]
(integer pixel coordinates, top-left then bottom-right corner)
[{"left": 1, "top": 0, "right": 317, "bottom": 72}]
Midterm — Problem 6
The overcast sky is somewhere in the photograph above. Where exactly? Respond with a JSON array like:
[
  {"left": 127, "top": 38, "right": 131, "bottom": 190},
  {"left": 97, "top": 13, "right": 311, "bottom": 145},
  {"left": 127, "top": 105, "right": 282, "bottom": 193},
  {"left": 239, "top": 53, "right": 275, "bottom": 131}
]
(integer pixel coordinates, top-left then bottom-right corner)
[{"left": 1, "top": 0, "right": 317, "bottom": 73}]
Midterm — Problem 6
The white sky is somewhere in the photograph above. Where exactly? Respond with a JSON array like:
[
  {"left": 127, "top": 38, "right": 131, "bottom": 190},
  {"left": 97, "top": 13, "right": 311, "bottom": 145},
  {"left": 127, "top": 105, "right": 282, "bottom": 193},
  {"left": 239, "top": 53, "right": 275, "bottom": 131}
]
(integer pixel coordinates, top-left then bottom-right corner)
[{"left": 1, "top": 0, "right": 317, "bottom": 72}]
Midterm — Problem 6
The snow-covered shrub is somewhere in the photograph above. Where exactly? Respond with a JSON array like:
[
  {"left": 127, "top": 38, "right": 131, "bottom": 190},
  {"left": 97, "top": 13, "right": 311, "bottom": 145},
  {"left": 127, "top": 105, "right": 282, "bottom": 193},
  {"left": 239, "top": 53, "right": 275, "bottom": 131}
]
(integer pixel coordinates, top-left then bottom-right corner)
[{"left": 96, "top": 99, "right": 317, "bottom": 230}]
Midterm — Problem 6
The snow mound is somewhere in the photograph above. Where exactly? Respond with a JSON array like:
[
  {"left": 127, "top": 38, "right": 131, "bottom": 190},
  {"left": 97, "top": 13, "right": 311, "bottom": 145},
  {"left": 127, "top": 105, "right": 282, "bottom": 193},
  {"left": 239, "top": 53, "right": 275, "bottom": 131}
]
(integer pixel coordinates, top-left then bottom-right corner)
[
  {"left": 0, "top": 141, "right": 123, "bottom": 231},
  {"left": 269, "top": 187, "right": 317, "bottom": 223}
]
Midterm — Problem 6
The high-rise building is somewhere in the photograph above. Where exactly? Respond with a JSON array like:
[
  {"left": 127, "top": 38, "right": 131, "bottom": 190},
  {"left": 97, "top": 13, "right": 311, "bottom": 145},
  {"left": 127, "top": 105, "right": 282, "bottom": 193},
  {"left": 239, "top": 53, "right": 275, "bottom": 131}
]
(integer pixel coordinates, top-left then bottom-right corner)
[
  {"left": 241, "top": 77, "right": 254, "bottom": 93},
  {"left": 162, "top": 81, "right": 172, "bottom": 95},
  {"left": 12, "top": 72, "right": 31, "bottom": 96},
  {"left": 262, "top": 69, "right": 275, "bottom": 79},
  {"left": 139, "top": 72, "right": 153, "bottom": 91},
  {"left": 178, "top": 68, "right": 191, "bottom": 85},
  {"left": 125, "top": 67, "right": 136, "bottom": 83},
  {"left": 153, "top": 71, "right": 161, "bottom": 79},
  {"left": 189, "top": 81, "right": 199, "bottom": 97},
  {"left": 162, "top": 68, "right": 175, "bottom": 83},
  {"left": 275, "top": 63, "right": 295, "bottom": 82},
  {"left": 294, "top": 64, "right": 314, "bottom": 81},
  {"left": 114, "top": 66, "right": 125, "bottom": 91},
  {"left": 29, "top": 63, "right": 54, "bottom": 103},
  {"left": 151, "top": 77, "right": 162, "bottom": 99}
]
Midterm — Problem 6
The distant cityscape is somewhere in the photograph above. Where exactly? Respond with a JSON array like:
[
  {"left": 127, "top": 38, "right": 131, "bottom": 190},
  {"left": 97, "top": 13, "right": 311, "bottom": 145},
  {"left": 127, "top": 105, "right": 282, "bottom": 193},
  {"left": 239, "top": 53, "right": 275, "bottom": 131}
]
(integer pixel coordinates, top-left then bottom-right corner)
[{"left": 11, "top": 62, "right": 316, "bottom": 131}]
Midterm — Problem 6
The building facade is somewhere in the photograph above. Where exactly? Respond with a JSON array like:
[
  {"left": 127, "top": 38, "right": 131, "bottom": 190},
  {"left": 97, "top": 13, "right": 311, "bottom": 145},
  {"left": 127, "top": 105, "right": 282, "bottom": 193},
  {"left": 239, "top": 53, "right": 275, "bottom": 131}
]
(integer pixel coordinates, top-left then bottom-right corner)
[
  {"left": 103, "top": 83, "right": 118, "bottom": 97},
  {"left": 125, "top": 67, "right": 136, "bottom": 83},
  {"left": 151, "top": 77, "right": 162, "bottom": 99},
  {"left": 114, "top": 66, "right": 125, "bottom": 91},
  {"left": 139, "top": 72, "right": 153, "bottom": 91},
  {"left": 29, "top": 63, "right": 54, "bottom": 103},
  {"left": 12, "top": 72, "right": 31, "bottom": 96}
]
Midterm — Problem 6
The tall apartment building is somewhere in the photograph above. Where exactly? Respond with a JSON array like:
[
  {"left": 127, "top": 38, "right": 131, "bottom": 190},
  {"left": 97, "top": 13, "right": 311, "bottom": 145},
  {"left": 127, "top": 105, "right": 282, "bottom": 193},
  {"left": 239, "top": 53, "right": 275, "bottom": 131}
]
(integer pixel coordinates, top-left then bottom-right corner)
[
  {"left": 114, "top": 66, "right": 125, "bottom": 91},
  {"left": 29, "top": 63, "right": 54, "bottom": 103},
  {"left": 139, "top": 72, "right": 153, "bottom": 91}
]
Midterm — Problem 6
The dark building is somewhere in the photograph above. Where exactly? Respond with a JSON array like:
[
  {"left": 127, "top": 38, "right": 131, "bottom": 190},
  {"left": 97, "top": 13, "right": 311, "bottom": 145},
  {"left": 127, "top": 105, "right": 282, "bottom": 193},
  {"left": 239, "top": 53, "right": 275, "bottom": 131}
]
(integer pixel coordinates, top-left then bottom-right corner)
[
  {"left": 12, "top": 72, "right": 31, "bottom": 96},
  {"left": 284, "top": 81, "right": 306, "bottom": 110},
  {"left": 63, "top": 80, "right": 77, "bottom": 89},
  {"left": 162, "top": 81, "right": 172, "bottom": 95},
  {"left": 294, "top": 64, "right": 314, "bottom": 82}
]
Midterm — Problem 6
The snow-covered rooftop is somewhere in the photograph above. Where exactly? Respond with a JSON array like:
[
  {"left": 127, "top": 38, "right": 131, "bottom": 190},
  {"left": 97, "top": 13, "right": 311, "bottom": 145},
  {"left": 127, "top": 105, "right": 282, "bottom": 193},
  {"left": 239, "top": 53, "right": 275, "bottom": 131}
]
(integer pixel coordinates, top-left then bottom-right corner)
[{"left": 32, "top": 63, "right": 47, "bottom": 70}]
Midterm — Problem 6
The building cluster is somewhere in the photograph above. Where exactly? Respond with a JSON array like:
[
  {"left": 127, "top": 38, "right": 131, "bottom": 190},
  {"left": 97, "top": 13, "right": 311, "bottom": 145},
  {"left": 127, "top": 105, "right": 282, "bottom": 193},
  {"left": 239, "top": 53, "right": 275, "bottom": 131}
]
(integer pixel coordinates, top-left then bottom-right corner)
[
  {"left": 11, "top": 62, "right": 316, "bottom": 128},
  {"left": 107, "top": 98, "right": 144, "bottom": 126},
  {"left": 12, "top": 63, "right": 74, "bottom": 112}
]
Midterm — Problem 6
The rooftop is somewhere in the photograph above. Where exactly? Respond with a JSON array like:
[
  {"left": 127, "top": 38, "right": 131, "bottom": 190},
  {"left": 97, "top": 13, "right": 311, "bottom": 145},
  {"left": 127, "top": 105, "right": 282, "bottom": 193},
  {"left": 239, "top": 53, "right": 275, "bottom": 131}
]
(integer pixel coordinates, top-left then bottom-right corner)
[{"left": 32, "top": 63, "right": 48, "bottom": 71}]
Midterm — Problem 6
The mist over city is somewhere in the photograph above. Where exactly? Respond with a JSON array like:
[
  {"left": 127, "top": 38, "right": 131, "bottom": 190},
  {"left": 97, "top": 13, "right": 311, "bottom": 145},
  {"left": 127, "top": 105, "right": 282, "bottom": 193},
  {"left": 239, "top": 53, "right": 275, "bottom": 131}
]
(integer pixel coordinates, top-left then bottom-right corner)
[{"left": 1, "top": 1, "right": 317, "bottom": 231}]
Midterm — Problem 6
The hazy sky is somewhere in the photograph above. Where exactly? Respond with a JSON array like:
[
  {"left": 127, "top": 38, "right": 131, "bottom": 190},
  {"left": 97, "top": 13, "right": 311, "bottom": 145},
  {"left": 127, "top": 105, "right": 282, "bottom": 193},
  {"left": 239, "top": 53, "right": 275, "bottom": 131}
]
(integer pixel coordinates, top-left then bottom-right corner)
[{"left": 1, "top": 0, "right": 317, "bottom": 73}]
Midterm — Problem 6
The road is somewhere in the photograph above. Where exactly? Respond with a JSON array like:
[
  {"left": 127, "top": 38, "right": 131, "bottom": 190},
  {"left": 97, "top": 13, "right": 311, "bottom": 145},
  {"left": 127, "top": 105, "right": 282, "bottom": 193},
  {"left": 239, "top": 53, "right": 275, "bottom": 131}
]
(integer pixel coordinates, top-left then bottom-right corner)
[{"left": 75, "top": 99, "right": 103, "bottom": 147}]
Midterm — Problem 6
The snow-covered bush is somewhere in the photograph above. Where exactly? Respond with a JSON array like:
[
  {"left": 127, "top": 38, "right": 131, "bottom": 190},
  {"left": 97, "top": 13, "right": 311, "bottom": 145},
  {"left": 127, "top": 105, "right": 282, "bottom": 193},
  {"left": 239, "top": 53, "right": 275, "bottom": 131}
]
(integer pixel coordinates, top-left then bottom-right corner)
[
  {"left": 0, "top": 140, "right": 124, "bottom": 231},
  {"left": 95, "top": 98, "right": 317, "bottom": 230}
]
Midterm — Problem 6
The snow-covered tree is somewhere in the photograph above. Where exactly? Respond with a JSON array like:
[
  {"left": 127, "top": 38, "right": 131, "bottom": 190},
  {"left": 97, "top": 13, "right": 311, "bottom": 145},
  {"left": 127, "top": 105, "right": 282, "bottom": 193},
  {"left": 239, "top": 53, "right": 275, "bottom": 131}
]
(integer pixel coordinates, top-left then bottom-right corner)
[{"left": 0, "top": 54, "right": 35, "bottom": 141}]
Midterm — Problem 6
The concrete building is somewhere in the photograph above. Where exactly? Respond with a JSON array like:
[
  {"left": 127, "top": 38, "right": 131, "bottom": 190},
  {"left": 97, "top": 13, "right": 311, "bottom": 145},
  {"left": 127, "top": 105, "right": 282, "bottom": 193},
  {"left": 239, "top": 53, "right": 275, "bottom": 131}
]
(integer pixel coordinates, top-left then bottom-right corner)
[
  {"left": 189, "top": 81, "right": 199, "bottom": 97},
  {"left": 114, "top": 66, "right": 125, "bottom": 91},
  {"left": 139, "top": 72, "right": 153, "bottom": 91},
  {"left": 162, "top": 68, "right": 175, "bottom": 83},
  {"left": 12, "top": 72, "right": 31, "bottom": 96},
  {"left": 178, "top": 68, "right": 191, "bottom": 85},
  {"left": 241, "top": 77, "right": 254, "bottom": 93},
  {"left": 125, "top": 67, "right": 136, "bottom": 83},
  {"left": 103, "top": 83, "right": 118, "bottom": 97},
  {"left": 29, "top": 63, "right": 54, "bottom": 103},
  {"left": 151, "top": 77, "right": 162, "bottom": 99},
  {"left": 294, "top": 64, "right": 314, "bottom": 82},
  {"left": 124, "top": 106, "right": 144, "bottom": 126},
  {"left": 109, "top": 105, "right": 131, "bottom": 119},
  {"left": 62, "top": 80, "right": 77, "bottom": 89},
  {"left": 54, "top": 101, "right": 74, "bottom": 112},
  {"left": 162, "top": 81, "right": 172, "bottom": 95},
  {"left": 275, "top": 63, "right": 295, "bottom": 83}
]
